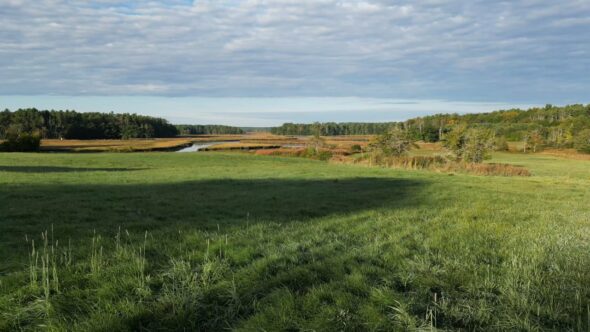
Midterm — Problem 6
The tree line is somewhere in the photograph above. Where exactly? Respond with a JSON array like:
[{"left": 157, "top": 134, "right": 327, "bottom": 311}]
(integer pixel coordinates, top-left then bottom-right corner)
[
  {"left": 0, "top": 108, "right": 178, "bottom": 140},
  {"left": 404, "top": 104, "right": 590, "bottom": 146},
  {"left": 176, "top": 124, "right": 244, "bottom": 135},
  {"left": 271, "top": 122, "right": 397, "bottom": 136},
  {"left": 271, "top": 104, "right": 590, "bottom": 153}
]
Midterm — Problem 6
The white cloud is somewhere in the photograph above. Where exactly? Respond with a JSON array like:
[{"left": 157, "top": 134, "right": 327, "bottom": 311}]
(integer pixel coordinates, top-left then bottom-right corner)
[{"left": 0, "top": 0, "right": 589, "bottom": 103}]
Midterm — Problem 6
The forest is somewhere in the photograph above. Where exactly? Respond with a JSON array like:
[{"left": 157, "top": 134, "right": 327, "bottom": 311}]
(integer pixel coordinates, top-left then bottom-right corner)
[
  {"left": 176, "top": 124, "right": 244, "bottom": 135},
  {"left": 270, "top": 121, "right": 397, "bottom": 136},
  {"left": 0, "top": 108, "right": 178, "bottom": 140},
  {"left": 271, "top": 104, "right": 590, "bottom": 150}
]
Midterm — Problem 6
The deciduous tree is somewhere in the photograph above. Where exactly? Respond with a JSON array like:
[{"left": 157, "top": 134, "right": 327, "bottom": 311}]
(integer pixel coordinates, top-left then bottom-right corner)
[
  {"left": 574, "top": 129, "right": 590, "bottom": 153},
  {"left": 369, "top": 127, "right": 417, "bottom": 157},
  {"left": 444, "top": 126, "right": 495, "bottom": 163}
]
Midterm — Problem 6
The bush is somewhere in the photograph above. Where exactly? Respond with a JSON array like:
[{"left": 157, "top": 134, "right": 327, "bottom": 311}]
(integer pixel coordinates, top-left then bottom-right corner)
[
  {"left": 493, "top": 136, "right": 509, "bottom": 151},
  {"left": 0, "top": 131, "right": 41, "bottom": 152},
  {"left": 350, "top": 144, "right": 362, "bottom": 153},
  {"left": 255, "top": 147, "right": 338, "bottom": 161},
  {"left": 574, "top": 129, "right": 590, "bottom": 153},
  {"left": 444, "top": 126, "right": 495, "bottom": 163},
  {"left": 358, "top": 154, "right": 530, "bottom": 176},
  {"left": 384, "top": 155, "right": 448, "bottom": 169},
  {"left": 523, "top": 130, "right": 546, "bottom": 153},
  {"left": 369, "top": 127, "right": 417, "bottom": 157},
  {"left": 301, "top": 147, "right": 333, "bottom": 161}
]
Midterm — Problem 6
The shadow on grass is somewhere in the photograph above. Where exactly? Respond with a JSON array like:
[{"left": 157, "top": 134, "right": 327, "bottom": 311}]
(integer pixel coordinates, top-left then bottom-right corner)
[
  {"left": 0, "top": 177, "right": 427, "bottom": 329},
  {"left": 0, "top": 177, "right": 424, "bottom": 244},
  {"left": 0, "top": 166, "right": 147, "bottom": 173}
]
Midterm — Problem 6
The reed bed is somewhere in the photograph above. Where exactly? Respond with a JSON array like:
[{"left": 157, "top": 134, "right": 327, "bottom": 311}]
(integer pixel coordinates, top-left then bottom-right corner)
[
  {"left": 202, "top": 142, "right": 281, "bottom": 151},
  {"left": 356, "top": 155, "right": 531, "bottom": 176},
  {"left": 40, "top": 138, "right": 194, "bottom": 152}
]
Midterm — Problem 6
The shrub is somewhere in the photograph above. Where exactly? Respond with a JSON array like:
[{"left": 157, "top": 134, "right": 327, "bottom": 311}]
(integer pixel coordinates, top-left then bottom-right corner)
[
  {"left": 255, "top": 147, "right": 334, "bottom": 161},
  {"left": 574, "top": 129, "right": 590, "bottom": 154},
  {"left": 523, "top": 130, "right": 546, "bottom": 153},
  {"left": 444, "top": 126, "right": 495, "bottom": 163},
  {"left": 302, "top": 147, "right": 333, "bottom": 161},
  {"left": 316, "top": 150, "right": 333, "bottom": 161},
  {"left": 350, "top": 144, "right": 363, "bottom": 153},
  {"left": 493, "top": 136, "right": 509, "bottom": 151},
  {"left": 462, "top": 129, "right": 495, "bottom": 162},
  {"left": 0, "top": 131, "right": 41, "bottom": 152},
  {"left": 369, "top": 127, "right": 417, "bottom": 157}
]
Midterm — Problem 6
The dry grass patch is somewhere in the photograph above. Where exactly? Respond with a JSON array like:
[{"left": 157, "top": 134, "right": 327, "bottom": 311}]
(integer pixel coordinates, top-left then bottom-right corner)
[
  {"left": 255, "top": 146, "right": 353, "bottom": 158},
  {"left": 540, "top": 148, "right": 590, "bottom": 160},
  {"left": 324, "top": 140, "right": 369, "bottom": 150},
  {"left": 183, "top": 135, "right": 246, "bottom": 142},
  {"left": 461, "top": 162, "right": 532, "bottom": 176},
  {"left": 203, "top": 142, "right": 281, "bottom": 151},
  {"left": 351, "top": 155, "right": 531, "bottom": 177},
  {"left": 415, "top": 141, "right": 445, "bottom": 151},
  {"left": 323, "top": 135, "right": 373, "bottom": 142},
  {"left": 255, "top": 148, "right": 306, "bottom": 156},
  {"left": 241, "top": 138, "right": 303, "bottom": 145},
  {"left": 40, "top": 138, "right": 194, "bottom": 152}
]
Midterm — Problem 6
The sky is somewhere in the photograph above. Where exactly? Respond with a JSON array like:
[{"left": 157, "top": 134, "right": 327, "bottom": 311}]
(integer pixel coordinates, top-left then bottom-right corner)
[{"left": 1, "top": 0, "right": 589, "bottom": 126}]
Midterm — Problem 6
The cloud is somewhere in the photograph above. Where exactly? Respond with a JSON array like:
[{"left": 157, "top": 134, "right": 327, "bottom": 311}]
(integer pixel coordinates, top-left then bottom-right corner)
[{"left": 0, "top": 0, "right": 589, "bottom": 104}]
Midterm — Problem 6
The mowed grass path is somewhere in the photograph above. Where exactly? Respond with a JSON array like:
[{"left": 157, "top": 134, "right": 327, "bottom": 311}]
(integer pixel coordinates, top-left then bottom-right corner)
[{"left": 1, "top": 152, "right": 589, "bottom": 331}]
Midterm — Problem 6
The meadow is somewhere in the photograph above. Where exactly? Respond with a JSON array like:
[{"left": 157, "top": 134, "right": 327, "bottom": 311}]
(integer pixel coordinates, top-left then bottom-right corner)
[{"left": 0, "top": 151, "right": 589, "bottom": 331}]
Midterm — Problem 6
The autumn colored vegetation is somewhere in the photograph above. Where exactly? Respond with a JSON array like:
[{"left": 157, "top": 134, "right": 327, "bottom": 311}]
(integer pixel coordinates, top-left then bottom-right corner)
[
  {"left": 38, "top": 138, "right": 194, "bottom": 152},
  {"left": 272, "top": 104, "right": 590, "bottom": 154}
]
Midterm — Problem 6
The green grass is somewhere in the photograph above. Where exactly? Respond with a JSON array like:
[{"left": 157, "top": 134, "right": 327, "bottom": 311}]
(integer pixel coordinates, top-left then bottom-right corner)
[
  {"left": 1, "top": 152, "right": 589, "bottom": 331},
  {"left": 491, "top": 152, "right": 590, "bottom": 181}
]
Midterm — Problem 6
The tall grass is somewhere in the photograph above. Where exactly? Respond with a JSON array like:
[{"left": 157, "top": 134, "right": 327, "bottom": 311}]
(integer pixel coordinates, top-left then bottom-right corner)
[
  {"left": 356, "top": 154, "right": 531, "bottom": 176},
  {"left": 4, "top": 216, "right": 589, "bottom": 331}
]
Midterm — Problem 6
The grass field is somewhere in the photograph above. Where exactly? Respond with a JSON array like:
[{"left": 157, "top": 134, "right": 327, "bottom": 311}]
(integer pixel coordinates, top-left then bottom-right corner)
[{"left": 1, "top": 151, "right": 590, "bottom": 331}]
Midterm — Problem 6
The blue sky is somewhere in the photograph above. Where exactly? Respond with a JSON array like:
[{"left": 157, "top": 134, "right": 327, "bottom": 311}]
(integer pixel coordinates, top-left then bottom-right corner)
[{"left": 1, "top": 0, "right": 589, "bottom": 126}]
